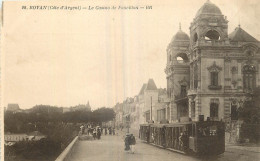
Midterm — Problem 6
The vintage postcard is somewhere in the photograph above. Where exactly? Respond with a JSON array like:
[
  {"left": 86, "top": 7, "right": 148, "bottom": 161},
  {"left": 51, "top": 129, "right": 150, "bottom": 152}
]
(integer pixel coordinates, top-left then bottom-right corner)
[{"left": 1, "top": 0, "right": 260, "bottom": 161}]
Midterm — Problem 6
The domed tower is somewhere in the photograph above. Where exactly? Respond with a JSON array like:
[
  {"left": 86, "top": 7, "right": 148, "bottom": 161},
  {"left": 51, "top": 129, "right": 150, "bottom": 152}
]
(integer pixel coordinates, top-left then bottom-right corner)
[
  {"left": 188, "top": 0, "right": 229, "bottom": 121},
  {"left": 165, "top": 24, "right": 190, "bottom": 122},
  {"left": 190, "top": 0, "right": 229, "bottom": 45}
]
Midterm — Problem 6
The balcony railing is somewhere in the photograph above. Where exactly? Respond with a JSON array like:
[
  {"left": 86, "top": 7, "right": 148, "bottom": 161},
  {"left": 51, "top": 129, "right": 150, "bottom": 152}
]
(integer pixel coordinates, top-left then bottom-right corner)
[{"left": 175, "top": 93, "right": 188, "bottom": 102}]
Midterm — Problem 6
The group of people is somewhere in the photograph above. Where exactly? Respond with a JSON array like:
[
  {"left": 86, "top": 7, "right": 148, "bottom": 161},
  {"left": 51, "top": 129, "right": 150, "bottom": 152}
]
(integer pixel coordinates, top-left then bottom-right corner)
[
  {"left": 80, "top": 124, "right": 102, "bottom": 139},
  {"left": 80, "top": 124, "right": 118, "bottom": 140},
  {"left": 104, "top": 127, "right": 116, "bottom": 135},
  {"left": 124, "top": 133, "right": 136, "bottom": 153},
  {"left": 92, "top": 126, "right": 102, "bottom": 140}
]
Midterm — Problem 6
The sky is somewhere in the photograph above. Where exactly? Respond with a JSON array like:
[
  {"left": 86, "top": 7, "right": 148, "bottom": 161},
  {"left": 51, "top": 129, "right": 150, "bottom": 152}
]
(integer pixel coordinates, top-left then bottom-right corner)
[{"left": 2, "top": 0, "right": 260, "bottom": 109}]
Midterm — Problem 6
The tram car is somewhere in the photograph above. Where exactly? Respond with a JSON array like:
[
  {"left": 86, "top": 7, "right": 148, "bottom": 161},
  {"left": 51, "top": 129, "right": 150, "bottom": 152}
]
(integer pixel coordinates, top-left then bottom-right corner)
[{"left": 139, "top": 119, "right": 225, "bottom": 155}]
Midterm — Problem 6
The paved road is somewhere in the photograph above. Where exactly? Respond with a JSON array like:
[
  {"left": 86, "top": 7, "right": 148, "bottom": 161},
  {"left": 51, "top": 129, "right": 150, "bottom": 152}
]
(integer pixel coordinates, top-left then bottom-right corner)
[{"left": 69, "top": 132, "right": 260, "bottom": 161}]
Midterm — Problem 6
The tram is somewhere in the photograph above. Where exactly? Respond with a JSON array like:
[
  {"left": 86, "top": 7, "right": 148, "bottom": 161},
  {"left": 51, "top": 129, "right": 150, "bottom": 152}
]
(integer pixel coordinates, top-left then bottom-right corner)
[{"left": 139, "top": 119, "right": 225, "bottom": 155}]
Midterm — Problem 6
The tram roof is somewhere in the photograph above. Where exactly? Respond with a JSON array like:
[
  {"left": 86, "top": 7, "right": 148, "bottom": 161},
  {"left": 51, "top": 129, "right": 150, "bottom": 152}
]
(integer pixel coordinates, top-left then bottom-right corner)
[{"left": 140, "top": 121, "right": 224, "bottom": 127}]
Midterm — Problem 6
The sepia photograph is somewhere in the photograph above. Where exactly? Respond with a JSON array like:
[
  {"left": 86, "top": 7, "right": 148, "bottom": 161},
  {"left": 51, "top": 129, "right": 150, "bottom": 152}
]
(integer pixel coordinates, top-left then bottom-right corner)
[{"left": 1, "top": 0, "right": 260, "bottom": 161}]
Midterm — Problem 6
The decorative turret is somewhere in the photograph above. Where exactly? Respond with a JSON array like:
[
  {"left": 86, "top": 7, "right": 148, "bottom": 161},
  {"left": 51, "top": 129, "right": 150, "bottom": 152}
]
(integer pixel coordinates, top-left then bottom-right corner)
[{"left": 190, "top": 0, "right": 229, "bottom": 46}]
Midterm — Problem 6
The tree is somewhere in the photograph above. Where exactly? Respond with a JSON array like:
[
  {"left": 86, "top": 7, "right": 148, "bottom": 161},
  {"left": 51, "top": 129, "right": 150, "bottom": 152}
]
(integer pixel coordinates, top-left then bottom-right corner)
[
  {"left": 238, "top": 87, "right": 260, "bottom": 124},
  {"left": 92, "top": 107, "right": 115, "bottom": 123}
]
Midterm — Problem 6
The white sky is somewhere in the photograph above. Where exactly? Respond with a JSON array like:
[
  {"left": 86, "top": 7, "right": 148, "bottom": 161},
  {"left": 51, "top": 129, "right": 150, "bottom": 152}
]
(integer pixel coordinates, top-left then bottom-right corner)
[{"left": 2, "top": 0, "right": 260, "bottom": 109}]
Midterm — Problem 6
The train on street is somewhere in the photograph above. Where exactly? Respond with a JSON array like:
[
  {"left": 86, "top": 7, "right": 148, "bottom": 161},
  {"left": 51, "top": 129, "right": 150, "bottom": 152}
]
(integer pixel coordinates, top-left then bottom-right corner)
[{"left": 139, "top": 118, "right": 225, "bottom": 155}]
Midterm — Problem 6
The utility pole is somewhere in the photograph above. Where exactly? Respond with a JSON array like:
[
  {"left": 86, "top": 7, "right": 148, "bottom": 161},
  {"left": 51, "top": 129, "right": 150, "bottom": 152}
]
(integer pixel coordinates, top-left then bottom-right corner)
[
  {"left": 150, "top": 96, "right": 153, "bottom": 121},
  {"left": 127, "top": 115, "right": 130, "bottom": 133}
]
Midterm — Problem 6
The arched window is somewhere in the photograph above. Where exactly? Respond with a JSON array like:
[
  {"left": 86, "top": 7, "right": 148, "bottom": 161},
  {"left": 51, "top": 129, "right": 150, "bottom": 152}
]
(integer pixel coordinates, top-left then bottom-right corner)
[
  {"left": 176, "top": 53, "right": 189, "bottom": 64},
  {"left": 243, "top": 65, "right": 256, "bottom": 91},
  {"left": 208, "top": 61, "right": 222, "bottom": 90},
  {"left": 204, "top": 30, "right": 220, "bottom": 41},
  {"left": 177, "top": 56, "right": 184, "bottom": 63}
]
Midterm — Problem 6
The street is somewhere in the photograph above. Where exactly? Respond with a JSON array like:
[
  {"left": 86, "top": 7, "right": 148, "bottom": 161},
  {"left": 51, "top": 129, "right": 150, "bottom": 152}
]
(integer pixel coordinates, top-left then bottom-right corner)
[{"left": 69, "top": 131, "right": 260, "bottom": 161}]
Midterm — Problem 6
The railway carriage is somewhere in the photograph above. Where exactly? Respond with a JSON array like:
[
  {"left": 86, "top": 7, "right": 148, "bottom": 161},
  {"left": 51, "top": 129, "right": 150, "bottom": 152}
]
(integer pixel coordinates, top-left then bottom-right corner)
[{"left": 139, "top": 120, "right": 225, "bottom": 155}]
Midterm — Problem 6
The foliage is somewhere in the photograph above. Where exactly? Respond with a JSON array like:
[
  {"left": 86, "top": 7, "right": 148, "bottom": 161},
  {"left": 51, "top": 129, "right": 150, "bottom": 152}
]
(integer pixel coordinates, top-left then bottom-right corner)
[
  {"left": 4, "top": 105, "right": 115, "bottom": 161},
  {"left": 5, "top": 105, "right": 115, "bottom": 133},
  {"left": 238, "top": 87, "right": 260, "bottom": 124},
  {"left": 92, "top": 107, "right": 115, "bottom": 123},
  {"left": 5, "top": 123, "right": 79, "bottom": 161}
]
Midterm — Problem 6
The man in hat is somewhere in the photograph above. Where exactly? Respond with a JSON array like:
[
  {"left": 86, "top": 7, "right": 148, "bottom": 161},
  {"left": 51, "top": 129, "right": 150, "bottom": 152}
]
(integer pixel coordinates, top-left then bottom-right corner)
[
  {"left": 124, "top": 133, "right": 130, "bottom": 151},
  {"left": 129, "top": 134, "right": 136, "bottom": 154}
]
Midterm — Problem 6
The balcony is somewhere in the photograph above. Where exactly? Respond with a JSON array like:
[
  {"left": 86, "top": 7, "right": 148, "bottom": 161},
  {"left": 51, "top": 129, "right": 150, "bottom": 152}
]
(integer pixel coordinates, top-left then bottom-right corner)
[
  {"left": 174, "top": 93, "right": 188, "bottom": 102},
  {"left": 192, "top": 40, "right": 230, "bottom": 48},
  {"left": 187, "top": 89, "right": 197, "bottom": 96},
  {"left": 208, "top": 85, "right": 222, "bottom": 90}
]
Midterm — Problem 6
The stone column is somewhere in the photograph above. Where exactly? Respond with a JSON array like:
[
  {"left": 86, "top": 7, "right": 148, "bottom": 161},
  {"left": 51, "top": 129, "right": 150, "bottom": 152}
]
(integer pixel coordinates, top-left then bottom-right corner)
[
  {"left": 225, "top": 58, "right": 231, "bottom": 87},
  {"left": 237, "top": 61, "right": 242, "bottom": 91},
  {"left": 195, "top": 96, "right": 201, "bottom": 121},
  {"left": 165, "top": 104, "right": 168, "bottom": 121},
  {"left": 197, "top": 59, "right": 201, "bottom": 90},
  {"left": 171, "top": 102, "right": 178, "bottom": 122},
  {"left": 224, "top": 98, "right": 231, "bottom": 119}
]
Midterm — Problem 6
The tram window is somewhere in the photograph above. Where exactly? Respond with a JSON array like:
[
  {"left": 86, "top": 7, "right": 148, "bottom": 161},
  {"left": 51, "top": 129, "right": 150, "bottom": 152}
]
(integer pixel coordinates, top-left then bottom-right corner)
[
  {"left": 192, "top": 124, "right": 196, "bottom": 137},
  {"left": 198, "top": 125, "right": 218, "bottom": 137}
]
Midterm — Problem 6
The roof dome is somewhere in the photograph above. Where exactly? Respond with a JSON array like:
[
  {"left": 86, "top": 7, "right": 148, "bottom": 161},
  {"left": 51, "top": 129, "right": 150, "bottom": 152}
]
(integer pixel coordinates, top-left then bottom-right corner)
[
  {"left": 171, "top": 30, "right": 190, "bottom": 42},
  {"left": 195, "top": 0, "right": 222, "bottom": 17}
]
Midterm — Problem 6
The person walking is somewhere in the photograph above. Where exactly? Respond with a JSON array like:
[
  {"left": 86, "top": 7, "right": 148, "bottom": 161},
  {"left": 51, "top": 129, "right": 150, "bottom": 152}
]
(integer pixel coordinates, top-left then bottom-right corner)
[
  {"left": 105, "top": 128, "right": 107, "bottom": 135},
  {"left": 97, "top": 128, "right": 101, "bottom": 140},
  {"left": 124, "top": 134, "right": 130, "bottom": 151},
  {"left": 129, "top": 134, "right": 136, "bottom": 154},
  {"left": 112, "top": 128, "right": 115, "bottom": 135},
  {"left": 93, "top": 128, "right": 97, "bottom": 140}
]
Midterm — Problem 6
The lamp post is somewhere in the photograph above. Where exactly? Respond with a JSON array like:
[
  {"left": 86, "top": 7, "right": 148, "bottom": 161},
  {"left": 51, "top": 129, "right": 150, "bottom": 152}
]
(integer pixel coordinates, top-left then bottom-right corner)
[{"left": 150, "top": 96, "right": 153, "bottom": 122}]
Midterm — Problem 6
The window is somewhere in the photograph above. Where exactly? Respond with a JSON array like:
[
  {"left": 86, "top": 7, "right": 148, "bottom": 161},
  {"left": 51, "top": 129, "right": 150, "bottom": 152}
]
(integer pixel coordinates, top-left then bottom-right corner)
[
  {"left": 211, "top": 72, "right": 218, "bottom": 86},
  {"left": 208, "top": 61, "right": 222, "bottom": 90},
  {"left": 181, "top": 85, "right": 187, "bottom": 97},
  {"left": 243, "top": 65, "right": 256, "bottom": 92},
  {"left": 194, "top": 64, "right": 198, "bottom": 89},
  {"left": 210, "top": 103, "right": 218, "bottom": 117},
  {"left": 191, "top": 102, "right": 195, "bottom": 118},
  {"left": 231, "top": 105, "right": 238, "bottom": 120},
  {"left": 204, "top": 30, "right": 220, "bottom": 41},
  {"left": 146, "top": 112, "right": 150, "bottom": 122}
]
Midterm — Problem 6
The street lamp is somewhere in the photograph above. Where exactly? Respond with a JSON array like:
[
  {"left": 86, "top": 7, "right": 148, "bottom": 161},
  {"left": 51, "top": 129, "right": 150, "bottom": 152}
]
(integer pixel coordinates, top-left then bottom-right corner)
[{"left": 149, "top": 96, "right": 154, "bottom": 123}]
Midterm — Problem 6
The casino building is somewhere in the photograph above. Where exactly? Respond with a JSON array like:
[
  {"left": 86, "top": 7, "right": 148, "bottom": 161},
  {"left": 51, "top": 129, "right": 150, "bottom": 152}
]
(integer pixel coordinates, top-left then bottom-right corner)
[{"left": 165, "top": 0, "right": 260, "bottom": 122}]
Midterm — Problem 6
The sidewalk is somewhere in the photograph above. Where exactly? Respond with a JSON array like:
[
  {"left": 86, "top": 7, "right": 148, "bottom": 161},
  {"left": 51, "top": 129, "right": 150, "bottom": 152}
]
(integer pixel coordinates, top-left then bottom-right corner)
[
  {"left": 123, "top": 127, "right": 260, "bottom": 154},
  {"left": 226, "top": 143, "right": 260, "bottom": 153}
]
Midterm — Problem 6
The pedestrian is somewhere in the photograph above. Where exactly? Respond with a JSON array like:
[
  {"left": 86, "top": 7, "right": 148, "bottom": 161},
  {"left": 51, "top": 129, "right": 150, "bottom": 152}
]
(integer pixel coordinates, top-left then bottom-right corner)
[
  {"left": 105, "top": 128, "right": 107, "bottom": 135},
  {"left": 124, "top": 133, "right": 130, "bottom": 151},
  {"left": 97, "top": 128, "right": 101, "bottom": 140},
  {"left": 113, "top": 128, "right": 115, "bottom": 135},
  {"left": 80, "top": 124, "right": 84, "bottom": 135},
  {"left": 109, "top": 127, "right": 112, "bottom": 135},
  {"left": 129, "top": 134, "right": 136, "bottom": 154},
  {"left": 180, "top": 131, "right": 188, "bottom": 152},
  {"left": 146, "top": 129, "right": 150, "bottom": 143},
  {"left": 82, "top": 125, "right": 85, "bottom": 134},
  {"left": 93, "top": 128, "right": 97, "bottom": 140}
]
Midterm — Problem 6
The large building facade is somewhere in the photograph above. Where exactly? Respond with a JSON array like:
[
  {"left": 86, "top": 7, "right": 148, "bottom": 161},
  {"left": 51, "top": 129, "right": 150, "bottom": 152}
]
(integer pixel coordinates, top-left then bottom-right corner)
[{"left": 166, "top": 1, "right": 260, "bottom": 122}]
